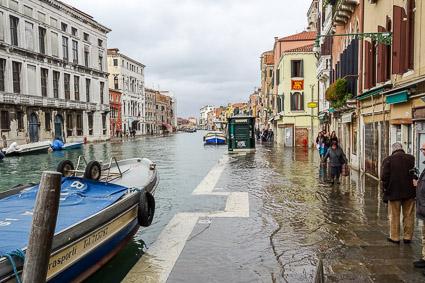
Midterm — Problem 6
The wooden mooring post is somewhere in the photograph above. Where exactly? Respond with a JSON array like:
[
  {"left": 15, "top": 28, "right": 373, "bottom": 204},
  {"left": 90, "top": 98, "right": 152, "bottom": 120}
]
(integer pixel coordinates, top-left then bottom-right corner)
[{"left": 22, "top": 171, "right": 62, "bottom": 283}]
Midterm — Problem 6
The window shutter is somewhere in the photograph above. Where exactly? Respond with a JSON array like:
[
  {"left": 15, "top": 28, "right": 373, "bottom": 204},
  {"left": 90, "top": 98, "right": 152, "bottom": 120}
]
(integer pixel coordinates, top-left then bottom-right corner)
[
  {"left": 291, "top": 61, "right": 294, "bottom": 78},
  {"left": 301, "top": 92, "right": 304, "bottom": 110},
  {"left": 276, "top": 69, "right": 280, "bottom": 85},
  {"left": 290, "top": 93, "right": 295, "bottom": 111},
  {"left": 392, "top": 5, "right": 407, "bottom": 74},
  {"left": 407, "top": 0, "right": 415, "bottom": 70},
  {"left": 377, "top": 26, "right": 385, "bottom": 83},
  {"left": 364, "top": 41, "right": 371, "bottom": 89},
  {"left": 277, "top": 97, "right": 281, "bottom": 113},
  {"left": 300, "top": 60, "right": 304, "bottom": 77}
]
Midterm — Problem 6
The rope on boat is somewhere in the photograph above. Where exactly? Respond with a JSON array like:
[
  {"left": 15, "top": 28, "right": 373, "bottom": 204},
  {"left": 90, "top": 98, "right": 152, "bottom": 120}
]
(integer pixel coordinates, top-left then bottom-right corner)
[
  {"left": 130, "top": 188, "right": 142, "bottom": 193},
  {"left": 1, "top": 249, "right": 26, "bottom": 283}
]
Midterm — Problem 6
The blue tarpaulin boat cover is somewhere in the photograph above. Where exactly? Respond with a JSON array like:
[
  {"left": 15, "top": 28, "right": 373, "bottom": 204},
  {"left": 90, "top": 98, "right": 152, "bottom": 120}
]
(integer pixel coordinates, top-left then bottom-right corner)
[
  {"left": 51, "top": 140, "right": 64, "bottom": 150},
  {"left": 0, "top": 177, "right": 129, "bottom": 255}
]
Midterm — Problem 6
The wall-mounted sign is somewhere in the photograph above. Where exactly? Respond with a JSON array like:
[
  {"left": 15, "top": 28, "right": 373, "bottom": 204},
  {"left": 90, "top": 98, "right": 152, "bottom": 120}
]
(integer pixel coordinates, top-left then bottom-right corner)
[
  {"left": 307, "top": 102, "right": 317, "bottom": 108},
  {"left": 291, "top": 80, "right": 304, "bottom": 91}
]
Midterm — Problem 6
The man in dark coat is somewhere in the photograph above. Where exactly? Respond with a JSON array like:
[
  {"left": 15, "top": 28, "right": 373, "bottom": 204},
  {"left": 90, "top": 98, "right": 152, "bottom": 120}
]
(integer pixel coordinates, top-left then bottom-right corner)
[
  {"left": 413, "top": 141, "right": 425, "bottom": 274},
  {"left": 381, "top": 143, "right": 416, "bottom": 244}
]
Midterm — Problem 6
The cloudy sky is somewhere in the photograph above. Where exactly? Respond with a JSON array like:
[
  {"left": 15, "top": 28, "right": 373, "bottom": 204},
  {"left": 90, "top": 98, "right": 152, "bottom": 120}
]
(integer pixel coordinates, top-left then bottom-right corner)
[{"left": 66, "top": 0, "right": 312, "bottom": 118}]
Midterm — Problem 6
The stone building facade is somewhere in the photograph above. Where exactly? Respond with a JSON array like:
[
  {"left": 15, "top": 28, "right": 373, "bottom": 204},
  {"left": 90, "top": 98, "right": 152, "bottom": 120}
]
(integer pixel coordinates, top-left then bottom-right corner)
[
  {"left": 145, "top": 87, "right": 157, "bottom": 135},
  {"left": 0, "top": 0, "right": 111, "bottom": 146},
  {"left": 107, "top": 48, "right": 145, "bottom": 135},
  {"left": 109, "top": 88, "right": 121, "bottom": 136}
]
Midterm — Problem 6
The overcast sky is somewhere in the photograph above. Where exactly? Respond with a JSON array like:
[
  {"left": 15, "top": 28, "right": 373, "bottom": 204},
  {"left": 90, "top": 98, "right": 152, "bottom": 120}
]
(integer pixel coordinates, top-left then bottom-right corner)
[{"left": 66, "top": 0, "right": 311, "bottom": 118}]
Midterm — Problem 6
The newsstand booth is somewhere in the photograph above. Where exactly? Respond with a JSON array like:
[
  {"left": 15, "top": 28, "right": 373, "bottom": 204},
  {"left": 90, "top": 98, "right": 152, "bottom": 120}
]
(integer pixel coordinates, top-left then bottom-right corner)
[{"left": 227, "top": 115, "right": 256, "bottom": 152}]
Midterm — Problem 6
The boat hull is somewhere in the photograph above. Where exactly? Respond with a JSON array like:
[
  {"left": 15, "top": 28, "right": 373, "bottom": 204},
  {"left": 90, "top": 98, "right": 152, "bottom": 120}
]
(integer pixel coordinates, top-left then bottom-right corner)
[
  {"left": 0, "top": 158, "right": 158, "bottom": 283},
  {"left": 61, "top": 142, "right": 84, "bottom": 150},
  {"left": 204, "top": 132, "right": 227, "bottom": 145}
]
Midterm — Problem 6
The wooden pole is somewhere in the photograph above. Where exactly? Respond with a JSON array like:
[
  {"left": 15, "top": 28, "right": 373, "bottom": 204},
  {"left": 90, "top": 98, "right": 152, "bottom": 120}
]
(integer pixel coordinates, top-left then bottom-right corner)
[{"left": 22, "top": 171, "right": 62, "bottom": 283}]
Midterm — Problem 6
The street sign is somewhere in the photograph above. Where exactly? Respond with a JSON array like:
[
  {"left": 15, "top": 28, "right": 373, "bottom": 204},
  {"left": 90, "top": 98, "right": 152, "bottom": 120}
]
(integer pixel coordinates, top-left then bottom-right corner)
[{"left": 307, "top": 102, "right": 317, "bottom": 108}]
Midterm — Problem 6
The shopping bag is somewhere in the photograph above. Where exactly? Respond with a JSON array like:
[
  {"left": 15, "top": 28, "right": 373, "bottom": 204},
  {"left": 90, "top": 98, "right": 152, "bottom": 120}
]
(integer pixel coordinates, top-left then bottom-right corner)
[{"left": 342, "top": 164, "right": 349, "bottom": 176}]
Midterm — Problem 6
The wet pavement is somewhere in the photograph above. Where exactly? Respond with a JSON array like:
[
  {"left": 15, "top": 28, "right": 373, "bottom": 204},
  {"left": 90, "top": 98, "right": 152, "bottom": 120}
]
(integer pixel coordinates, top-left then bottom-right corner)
[
  {"left": 126, "top": 140, "right": 425, "bottom": 282},
  {"left": 1, "top": 133, "right": 425, "bottom": 282}
]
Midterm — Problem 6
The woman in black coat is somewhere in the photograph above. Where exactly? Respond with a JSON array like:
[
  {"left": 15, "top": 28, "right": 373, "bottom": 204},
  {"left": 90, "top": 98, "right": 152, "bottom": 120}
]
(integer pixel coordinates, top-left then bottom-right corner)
[{"left": 323, "top": 141, "right": 347, "bottom": 184}]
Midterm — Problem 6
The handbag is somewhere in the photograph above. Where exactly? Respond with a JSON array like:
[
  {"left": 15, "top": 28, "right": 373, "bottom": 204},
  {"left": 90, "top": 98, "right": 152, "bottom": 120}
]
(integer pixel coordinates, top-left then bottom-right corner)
[{"left": 342, "top": 164, "right": 349, "bottom": 176}]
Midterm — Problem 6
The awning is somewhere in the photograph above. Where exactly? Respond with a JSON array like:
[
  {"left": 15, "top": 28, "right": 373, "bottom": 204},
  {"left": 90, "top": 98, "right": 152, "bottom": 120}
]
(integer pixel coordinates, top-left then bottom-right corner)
[
  {"left": 356, "top": 87, "right": 385, "bottom": 100},
  {"left": 386, "top": 91, "right": 408, "bottom": 105},
  {"left": 163, "top": 123, "right": 169, "bottom": 127}
]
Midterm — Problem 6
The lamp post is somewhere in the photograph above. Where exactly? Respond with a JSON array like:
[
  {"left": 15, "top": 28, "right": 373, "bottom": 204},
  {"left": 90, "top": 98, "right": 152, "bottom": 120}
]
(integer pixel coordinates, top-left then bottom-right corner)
[{"left": 310, "top": 84, "right": 315, "bottom": 148}]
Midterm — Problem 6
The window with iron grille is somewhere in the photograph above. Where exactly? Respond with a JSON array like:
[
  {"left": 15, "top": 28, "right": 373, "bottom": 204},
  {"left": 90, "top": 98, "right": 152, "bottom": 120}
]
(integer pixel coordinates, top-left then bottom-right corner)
[
  {"left": 74, "top": 76, "right": 80, "bottom": 101},
  {"left": 12, "top": 61, "right": 21, "bottom": 94},
  {"left": 38, "top": 27, "right": 46, "bottom": 54},
  {"left": 62, "top": 36, "right": 68, "bottom": 60},
  {"left": 66, "top": 114, "right": 73, "bottom": 136},
  {"left": 1, "top": 111, "right": 10, "bottom": 130},
  {"left": 41, "top": 68, "right": 48, "bottom": 97},
  {"left": 10, "top": 16, "right": 19, "bottom": 46},
  {"left": 0, "top": 59, "right": 5, "bottom": 91},
  {"left": 64, "top": 74, "right": 70, "bottom": 99},
  {"left": 86, "top": 79, "right": 90, "bottom": 102},
  {"left": 100, "top": 82, "right": 104, "bottom": 104},
  {"left": 53, "top": 71, "right": 59, "bottom": 98},
  {"left": 45, "top": 112, "right": 51, "bottom": 130},
  {"left": 17, "top": 111, "right": 24, "bottom": 130},
  {"left": 76, "top": 114, "right": 83, "bottom": 136},
  {"left": 72, "top": 40, "right": 78, "bottom": 63}
]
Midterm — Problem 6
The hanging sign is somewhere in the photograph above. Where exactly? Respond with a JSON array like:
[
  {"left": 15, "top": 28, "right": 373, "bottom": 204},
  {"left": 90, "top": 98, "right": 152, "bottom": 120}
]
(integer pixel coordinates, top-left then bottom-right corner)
[
  {"left": 307, "top": 102, "right": 317, "bottom": 108},
  {"left": 291, "top": 80, "right": 304, "bottom": 91}
]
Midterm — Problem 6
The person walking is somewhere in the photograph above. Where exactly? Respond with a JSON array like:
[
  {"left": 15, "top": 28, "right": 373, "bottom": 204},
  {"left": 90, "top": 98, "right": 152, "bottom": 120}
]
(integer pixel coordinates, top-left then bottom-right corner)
[
  {"left": 323, "top": 141, "right": 347, "bottom": 184},
  {"left": 269, "top": 129, "right": 274, "bottom": 142},
  {"left": 330, "top": 131, "right": 338, "bottom": 144},
  {"left": 381, "top": 143, "right": 416, "bottom": 244},
  {"left": 316, "top": 132, "right": 325, "bottom": 160},
  {"left": 323, "top": 131, "right": 331, "bottom": 154},
  {"left": 413, "top": 141, "right": 425, "bottom": 274}
]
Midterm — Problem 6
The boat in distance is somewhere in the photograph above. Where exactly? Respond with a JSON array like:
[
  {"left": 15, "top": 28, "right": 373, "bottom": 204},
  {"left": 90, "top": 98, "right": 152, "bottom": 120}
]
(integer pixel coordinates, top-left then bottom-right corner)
[
  {"left": 0, "top": 155, "right": 158, "bottom": 283},
  {"left": 203, "top": 131, "right": 227, "bottom": 145},
  {"left": 1, "top": 141, "right": 51, "bottom": 156}
]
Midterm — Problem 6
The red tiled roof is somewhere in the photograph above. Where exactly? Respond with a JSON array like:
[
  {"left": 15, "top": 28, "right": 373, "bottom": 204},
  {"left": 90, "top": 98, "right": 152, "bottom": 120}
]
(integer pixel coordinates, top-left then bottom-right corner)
[
  {"left": 285, "top": 44, "right": 315, "bottom": 53},
  {"left": 232, "top": 103, "right": 246, "bottom": 108},
  {"left": 279, "top": 31, "right": 317, "bottom": 42}
]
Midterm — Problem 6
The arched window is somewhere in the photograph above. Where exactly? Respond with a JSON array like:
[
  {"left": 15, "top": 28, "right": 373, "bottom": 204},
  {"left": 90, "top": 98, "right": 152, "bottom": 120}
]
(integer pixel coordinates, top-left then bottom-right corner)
[{"left": 290, "top": 92, "right": 303, "bottom": 111}]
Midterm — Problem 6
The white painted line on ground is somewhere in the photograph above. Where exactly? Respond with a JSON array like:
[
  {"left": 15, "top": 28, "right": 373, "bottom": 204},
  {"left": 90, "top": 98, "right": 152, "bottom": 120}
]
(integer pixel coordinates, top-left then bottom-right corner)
[
  {"left": 124, "top": 153, "right": 249, "bottom": 283},
  {"left": 192, "top": 154, "right": 229, "bottom": 195}
]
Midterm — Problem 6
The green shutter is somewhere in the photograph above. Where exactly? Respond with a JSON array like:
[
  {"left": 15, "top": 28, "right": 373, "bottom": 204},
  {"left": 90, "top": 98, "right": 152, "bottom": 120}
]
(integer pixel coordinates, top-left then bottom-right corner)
[{"left": 300, "top": 60, "right": 304, "bottom": 77}]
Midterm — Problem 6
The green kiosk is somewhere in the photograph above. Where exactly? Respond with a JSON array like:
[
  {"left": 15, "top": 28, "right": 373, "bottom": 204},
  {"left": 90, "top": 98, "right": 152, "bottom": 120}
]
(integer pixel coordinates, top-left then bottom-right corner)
[{"left": 227, "top": 115, "right": 256, "bottom": 152}]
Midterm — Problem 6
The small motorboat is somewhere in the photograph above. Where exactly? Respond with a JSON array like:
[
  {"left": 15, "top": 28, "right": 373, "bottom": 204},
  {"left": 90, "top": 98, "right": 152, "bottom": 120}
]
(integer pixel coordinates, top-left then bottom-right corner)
[
  {"left": 0, "top": 155, "right": 158, "bottom": 282},
  {"left": 51, "top": 139, "right": 84, "bottom": 151},
  {"left": 0, "top": 150, "right": 4, "bottom": 160},
  {"left": 61, "top": 141, "right": 84, "bottom": 150},
  {"left": 203, "top": 131, "right": 227, "bottom": 145},
  {"left": 2, "top": 141, "right": 51, "bottom": 156}
]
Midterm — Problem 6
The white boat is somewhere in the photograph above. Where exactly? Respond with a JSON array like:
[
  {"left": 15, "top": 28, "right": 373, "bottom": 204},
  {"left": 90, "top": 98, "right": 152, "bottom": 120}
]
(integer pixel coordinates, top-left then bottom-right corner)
[
  {"left": 203, "top": 131, "right": 227, "bottom": 144},
  {"left": 2, "top": 141, "right": 52, "bottom": 156},
  {"left": 0, "top": 156, "right": 158, "bottom": 282},
  {"left": 61, "top": 141, "right": 84, "bottom": 150}
]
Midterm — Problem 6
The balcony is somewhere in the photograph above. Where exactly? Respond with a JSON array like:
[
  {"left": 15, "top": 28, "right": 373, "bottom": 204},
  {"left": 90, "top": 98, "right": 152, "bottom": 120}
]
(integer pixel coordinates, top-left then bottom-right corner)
[
  {"left": 316, "top": 55, "right": 331, "bottom": 81},
  {"left": 332, "top": 0, "right": 359, "bottom": 26},
  {"left": 0, "top": 92, "right": 103, "bottom": 112}
]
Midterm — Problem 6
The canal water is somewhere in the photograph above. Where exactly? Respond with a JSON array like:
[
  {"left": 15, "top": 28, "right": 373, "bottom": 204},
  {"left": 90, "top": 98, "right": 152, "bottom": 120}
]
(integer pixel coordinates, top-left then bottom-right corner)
[{"left": 0, "top": 131, "right": 227, "bottom": 282}]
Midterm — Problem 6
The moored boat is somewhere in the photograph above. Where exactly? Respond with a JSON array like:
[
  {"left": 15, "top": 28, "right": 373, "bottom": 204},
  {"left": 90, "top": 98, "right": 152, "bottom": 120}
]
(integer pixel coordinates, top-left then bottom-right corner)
[
  {"left": 0, "top": 156, "right": 158, "bottom": 282},
  {"left": 61, "top": 141, "right": 84, "bottom": 150},
  {"left": 203, "top": 131, "right": 227, "bottom": 144},
  {"left": 1, "top": 141, "right": 51, "bottom": 156}
]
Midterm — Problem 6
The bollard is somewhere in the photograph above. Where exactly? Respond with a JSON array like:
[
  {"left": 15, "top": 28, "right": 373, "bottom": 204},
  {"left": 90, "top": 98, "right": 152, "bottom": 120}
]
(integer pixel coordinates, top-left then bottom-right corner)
[{"left": 22, "top": 171, "right": 62, "bottom": 283}]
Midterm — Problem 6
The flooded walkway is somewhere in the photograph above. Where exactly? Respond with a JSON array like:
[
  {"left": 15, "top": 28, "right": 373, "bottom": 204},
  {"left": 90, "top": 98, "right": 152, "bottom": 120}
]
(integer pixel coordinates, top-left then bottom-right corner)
[
  {"left": 125, "top": 141, "right": 424, "bottom": 282},
  {"left": 1, "top": 133, "right": 424, "bottom": 282}
]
